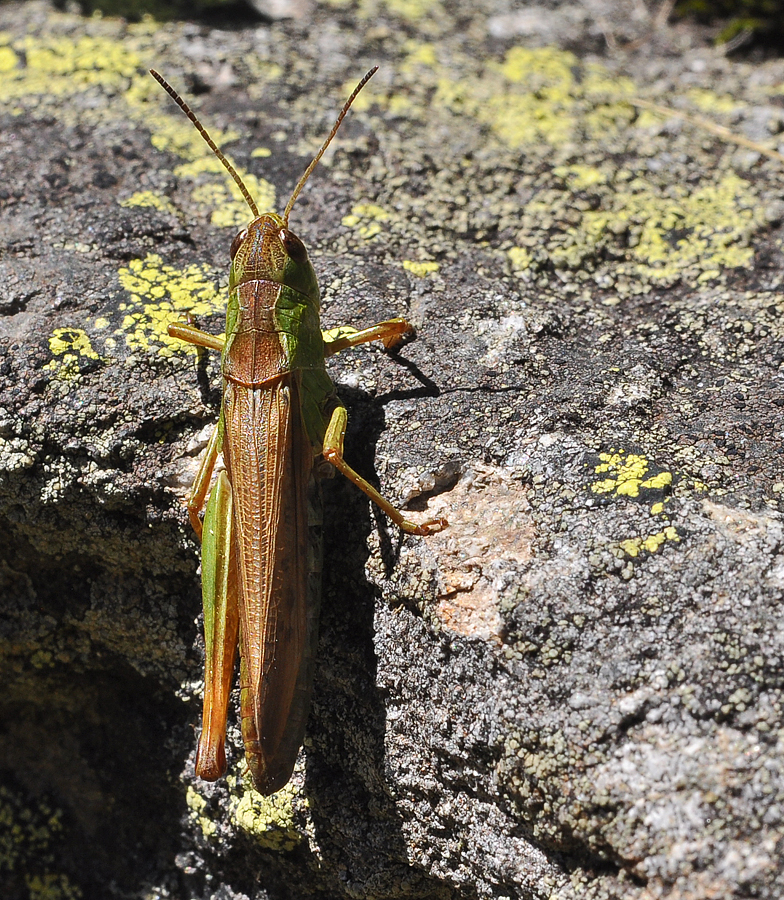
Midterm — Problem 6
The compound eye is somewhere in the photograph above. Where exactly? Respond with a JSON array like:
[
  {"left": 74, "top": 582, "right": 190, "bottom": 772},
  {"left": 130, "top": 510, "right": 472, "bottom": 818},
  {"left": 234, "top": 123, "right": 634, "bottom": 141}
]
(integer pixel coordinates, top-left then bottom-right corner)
[
  {"left": 279, "top": 228, "right": 308, "bottom": 265},
  {"left": 230, "top": 229, "right": 247, "bottom": 261}
]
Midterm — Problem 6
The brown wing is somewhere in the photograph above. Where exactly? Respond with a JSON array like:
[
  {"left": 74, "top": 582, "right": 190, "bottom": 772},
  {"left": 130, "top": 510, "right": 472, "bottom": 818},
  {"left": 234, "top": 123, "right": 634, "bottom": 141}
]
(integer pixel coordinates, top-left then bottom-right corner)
[{"left": 222, "top": 373, "right": 318, "bottom": 793}]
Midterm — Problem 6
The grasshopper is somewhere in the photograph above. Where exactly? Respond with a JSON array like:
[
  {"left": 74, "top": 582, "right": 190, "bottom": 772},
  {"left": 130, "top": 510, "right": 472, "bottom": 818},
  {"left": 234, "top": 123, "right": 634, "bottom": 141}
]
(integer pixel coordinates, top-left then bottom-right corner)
[{"left": 151, "top": 68, "right": 447, "bottom": 795}]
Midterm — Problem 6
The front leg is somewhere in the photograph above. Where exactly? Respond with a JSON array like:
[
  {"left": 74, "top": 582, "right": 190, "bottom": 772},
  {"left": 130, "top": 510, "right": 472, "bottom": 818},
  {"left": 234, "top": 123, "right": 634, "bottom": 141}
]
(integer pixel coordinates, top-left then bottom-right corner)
[
  {"left": 168, "top": 321, "right": 225, "bottom": 352},
  {"left": 322, "top": 404, "right": 447, "bottom": 535},
  {"left": 323, "top": 317, "right": 415, "bottom": 357}
]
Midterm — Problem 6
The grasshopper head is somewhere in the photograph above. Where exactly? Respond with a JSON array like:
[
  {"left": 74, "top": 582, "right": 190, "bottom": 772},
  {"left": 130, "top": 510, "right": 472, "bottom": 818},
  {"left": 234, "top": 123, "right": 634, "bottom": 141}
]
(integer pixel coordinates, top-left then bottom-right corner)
[
  {"left": 229, "top": 213, "right": 319, "bottom": 301},
  {"left": 151, "top": 66, "right": 377, "bottom": 311}
]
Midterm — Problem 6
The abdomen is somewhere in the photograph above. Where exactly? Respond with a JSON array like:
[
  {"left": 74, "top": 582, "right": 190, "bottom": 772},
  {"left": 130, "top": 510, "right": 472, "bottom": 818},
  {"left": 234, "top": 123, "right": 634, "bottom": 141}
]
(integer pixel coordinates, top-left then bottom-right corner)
[{"left": 222, "top": 374, "right": 321, "bottom": 794}]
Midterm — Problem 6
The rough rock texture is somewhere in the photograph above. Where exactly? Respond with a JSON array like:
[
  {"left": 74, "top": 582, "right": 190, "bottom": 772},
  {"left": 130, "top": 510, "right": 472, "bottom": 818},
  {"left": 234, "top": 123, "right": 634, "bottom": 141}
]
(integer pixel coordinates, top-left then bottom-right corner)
[{"left": 1, "top": 2, "right": 784, "bottom": 899}]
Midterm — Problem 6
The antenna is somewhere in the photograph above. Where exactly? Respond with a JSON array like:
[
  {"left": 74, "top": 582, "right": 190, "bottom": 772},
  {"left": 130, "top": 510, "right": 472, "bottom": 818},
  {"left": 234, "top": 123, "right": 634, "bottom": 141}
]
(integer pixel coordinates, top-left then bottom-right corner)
[
  {"left": 282, "top": 66, "right": 378, "bottom": 226},
  {"left": 150, "top": 69, "right": 260, "bottom": 218}
]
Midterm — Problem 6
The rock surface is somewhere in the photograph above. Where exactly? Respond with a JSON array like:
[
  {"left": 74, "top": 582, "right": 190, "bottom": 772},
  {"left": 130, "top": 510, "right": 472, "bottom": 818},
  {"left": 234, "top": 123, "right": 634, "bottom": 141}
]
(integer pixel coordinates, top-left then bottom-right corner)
[{"left": 1, "top": 2, "right": 783, "bottom": 899}]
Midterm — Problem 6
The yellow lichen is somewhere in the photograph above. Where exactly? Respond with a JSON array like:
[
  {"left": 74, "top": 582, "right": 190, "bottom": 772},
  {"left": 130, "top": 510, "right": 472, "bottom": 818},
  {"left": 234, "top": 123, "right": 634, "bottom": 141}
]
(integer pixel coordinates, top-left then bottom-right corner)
[
  {"left": 232, "top": 780, "right": 304, "bottom": 851},
  {"left": 0, "top": 787, "right": 78, "bottom": 900},
  {"left": 0, "top": 44, "right": 18, "bottom": 72},
  {"left": 0, "top": 29, "right": 277, "bottom": 229},
  {"left": 341, "top": 202, "right": 390, "bottom": 239},
  {"left": 380, "top": 44, "right": 766, "bottom": 289},
  {"left": 175, "top": 158, "right": 276, "bottom": 227},
  {"left": 402, "top": 40, "right": 438, "bottom": 70},
  {"left": 686, "top": 88, "right": 737, "bottom": 115},
  {"left": 590, "top": 450, "right": 673, "bottom": 499},
  {"left": 150, "top": 115, "right": 239, "bottom": 161},
  {"left": 44, "top": 328, "right": 103, "bottom": 382},
  {"left": 641, "top": 471, "right": 673, "bottom": 490},
  {"left": 25, "top": 873, "right": 83, "bottom": 900},
  {"left": 434, "top": 47, "right": 636, "bottom": 150},
  {"left": 403, "top": 260, "right": 439, "bottom": 277},
  {"left": 115, "top": 253, "right": 222, "bottom": 356},
  {"left": 382, "top": 0, "right": 441, "bottom": 20},
  {"left": 0, "top": 33, "right": 142, "bottom": 107},
  {"left": 185, "top": 786, "right": 217, "bottom": 838},
  {"left": 591, "top": 451, "right": 649, "bottom": 498},
  {"left": 549, "top": 172, "right": 762, "bottom": 284},
  {"left": 30, "top": 650, "right": 54, "bottom": 669},
  {"left": 553, "top": 164, "right": 609, "bottom": 190},
  {"left": 507, "top": 247, "right": 532, "bottom": 271},
  {"left": 323, "top": 0, "right": 442, "bottom": 21},
  {"left": 619, "top": 526, "right": 680, "bottom": 558},
  {"left": 120, "top": 191, "right": 179, "bottom": 215}
]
